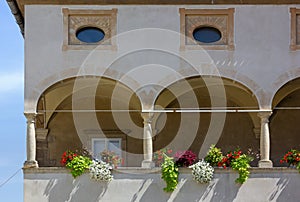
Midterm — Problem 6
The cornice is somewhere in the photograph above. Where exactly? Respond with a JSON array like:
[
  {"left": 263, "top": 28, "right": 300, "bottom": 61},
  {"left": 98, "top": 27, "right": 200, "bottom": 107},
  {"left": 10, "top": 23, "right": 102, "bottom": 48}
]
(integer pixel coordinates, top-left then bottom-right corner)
[{"left": 6, "top": 0, "right": 24, "bottom": 36}]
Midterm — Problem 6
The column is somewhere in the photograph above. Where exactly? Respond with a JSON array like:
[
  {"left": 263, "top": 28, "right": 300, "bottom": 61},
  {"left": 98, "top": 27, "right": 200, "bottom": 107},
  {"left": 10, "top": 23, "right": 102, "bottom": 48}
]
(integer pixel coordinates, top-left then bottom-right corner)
[
  {"left": 257, "top": 111, "right": 273, "bottom": 168},
  {"left": 23, "top": 113, "right": 38, "bottom": 168},
  {"left": 141, "top": 112, "right": 155, "bottom": 168}
]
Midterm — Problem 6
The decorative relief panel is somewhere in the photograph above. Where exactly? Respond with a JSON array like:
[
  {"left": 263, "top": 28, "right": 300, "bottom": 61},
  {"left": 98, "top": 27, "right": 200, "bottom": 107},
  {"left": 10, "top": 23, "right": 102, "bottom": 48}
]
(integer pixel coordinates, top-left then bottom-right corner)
[
  {"left": 180, "top": 8, "right": 235, "bottom": 50},
  {"left": 290, "top": 8, "right": 300, "bottom": 50},
  {"left": 62, "top": 8, "right": 117, "bottom": 50}
]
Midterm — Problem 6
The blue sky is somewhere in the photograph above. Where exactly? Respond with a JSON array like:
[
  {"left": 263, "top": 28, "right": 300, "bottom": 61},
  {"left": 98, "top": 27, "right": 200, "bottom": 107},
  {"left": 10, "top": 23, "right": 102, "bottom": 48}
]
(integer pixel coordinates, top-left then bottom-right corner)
[{"left": 0, "top": 1, "right": 25, "bottom": 201}]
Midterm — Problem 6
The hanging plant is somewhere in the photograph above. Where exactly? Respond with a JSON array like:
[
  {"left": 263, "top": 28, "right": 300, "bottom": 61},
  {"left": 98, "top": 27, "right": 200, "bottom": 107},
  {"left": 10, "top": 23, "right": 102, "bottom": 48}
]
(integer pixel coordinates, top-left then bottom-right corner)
[
  {"left": 161, "top": 154, "right": 179, "bottom": 192},
  {"left": 89, "top": 160, "right": 113, "bottom": 182},
  {"left": 205, "top": 146, "right": 253, "bottom": 184},
  {"left": 66, "top": 155, "right": 92, "bottom": 178},
  {"left": 189, "top": 160, "right": 214, "bottom": 183}
]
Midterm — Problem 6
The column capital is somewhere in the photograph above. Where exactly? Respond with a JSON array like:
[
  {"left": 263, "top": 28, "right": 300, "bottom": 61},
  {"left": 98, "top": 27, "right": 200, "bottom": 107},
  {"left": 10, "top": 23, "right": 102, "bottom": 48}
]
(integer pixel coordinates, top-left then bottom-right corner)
[
  {"left": 257, "top": 111, "right": 272, "bottom": 123},
  {"left": 24, "top": 113, "right": 37, "bottom": 123},
  {"left": 141, "top": 112, "right": 154, "bottom": 124}
]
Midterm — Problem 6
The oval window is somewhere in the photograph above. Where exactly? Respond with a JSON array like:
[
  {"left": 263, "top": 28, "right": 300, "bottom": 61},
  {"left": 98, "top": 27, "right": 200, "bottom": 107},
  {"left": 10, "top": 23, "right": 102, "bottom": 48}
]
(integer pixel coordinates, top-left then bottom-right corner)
[
  {"left": 193, "top": 27, "right": 222, "bottom": 43},
  {"left": 76, "top": 27, "right": 105, "bottom": 43}
]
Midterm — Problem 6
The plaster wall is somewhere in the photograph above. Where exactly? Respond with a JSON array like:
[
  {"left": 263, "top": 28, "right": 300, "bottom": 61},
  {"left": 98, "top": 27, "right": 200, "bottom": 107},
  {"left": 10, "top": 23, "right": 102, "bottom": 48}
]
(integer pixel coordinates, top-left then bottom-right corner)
[
  {"left": 24, "top": 5, "right": 300, "bottom": 112},
  {"left": 24, "top": 168, "right": 300, "bottom": 202}
]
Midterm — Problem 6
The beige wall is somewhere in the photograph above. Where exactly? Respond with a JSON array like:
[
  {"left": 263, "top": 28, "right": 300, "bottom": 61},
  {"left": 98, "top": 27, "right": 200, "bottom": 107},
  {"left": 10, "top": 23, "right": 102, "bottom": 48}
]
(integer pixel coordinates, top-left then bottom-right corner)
[
  {"left": 24, "top": 168, "right": 300, "bottom": 202},
  {"left": 25, "top": 4, "right": 300, "bottom": 167},
  {"left": 25, "top": 5, "right": 300, "bottom": 112}
]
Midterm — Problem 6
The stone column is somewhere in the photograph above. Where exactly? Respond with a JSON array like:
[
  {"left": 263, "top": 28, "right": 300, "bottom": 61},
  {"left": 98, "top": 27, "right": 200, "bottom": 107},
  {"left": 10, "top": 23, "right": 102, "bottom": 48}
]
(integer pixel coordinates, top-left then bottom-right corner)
[
  {"left": 23, "top": 113, "right": 38, "bottom": 168},
  {"left": 141, "top": 112, "right": 155, "bottom": 168},
  {"left": 257, "top": 111, "right": 273, "bottom": 168}
]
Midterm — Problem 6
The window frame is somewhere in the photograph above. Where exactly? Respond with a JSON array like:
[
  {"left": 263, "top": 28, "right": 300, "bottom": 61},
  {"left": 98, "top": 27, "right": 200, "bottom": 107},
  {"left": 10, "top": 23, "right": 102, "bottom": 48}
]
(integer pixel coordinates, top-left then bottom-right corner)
[
  {"left": 92, "top": 137, "right": 122, "bottom": 160},
  {"left": 179, "top": 8, "right": 235, "bottom": 50},
  {"left": 290, "top": 8, "right": 300, "bottom": 51},
  {"left": 62, "top": 8, "right": 117, "bottom": 51}
]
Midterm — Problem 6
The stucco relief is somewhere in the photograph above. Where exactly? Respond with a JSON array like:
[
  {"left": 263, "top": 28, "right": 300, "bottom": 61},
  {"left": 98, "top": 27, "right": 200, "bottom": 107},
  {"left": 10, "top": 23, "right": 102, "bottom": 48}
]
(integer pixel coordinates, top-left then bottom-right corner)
[
  {"left": 69, "top": 15, "right": 111, "bottom": 45},
  {"left": 185, "top": 15, "right": 227, "bottom": 45},
  {"left": 62, "top": 8, "right": 117, "bottom": 50},
  {"left": 180, "top": 8, "right": 235, "bottom": 50}
]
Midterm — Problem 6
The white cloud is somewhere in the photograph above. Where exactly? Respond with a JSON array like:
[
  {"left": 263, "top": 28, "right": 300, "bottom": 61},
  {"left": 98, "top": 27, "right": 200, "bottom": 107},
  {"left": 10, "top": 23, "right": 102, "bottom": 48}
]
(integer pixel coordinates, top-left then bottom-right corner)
[{"left": 0, "top": 71, "right": 23, "bottom": 93}]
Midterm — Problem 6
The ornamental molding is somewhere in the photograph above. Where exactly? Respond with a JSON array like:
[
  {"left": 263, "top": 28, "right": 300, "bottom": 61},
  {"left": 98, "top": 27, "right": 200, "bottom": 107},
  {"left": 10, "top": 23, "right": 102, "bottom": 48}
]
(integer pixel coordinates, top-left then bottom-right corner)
[
  {"left": 62, "top": 8, "right": 117, "bottom": 51},
  {"left": 180, "top": 8, "right": 235, "bottom": 50}
]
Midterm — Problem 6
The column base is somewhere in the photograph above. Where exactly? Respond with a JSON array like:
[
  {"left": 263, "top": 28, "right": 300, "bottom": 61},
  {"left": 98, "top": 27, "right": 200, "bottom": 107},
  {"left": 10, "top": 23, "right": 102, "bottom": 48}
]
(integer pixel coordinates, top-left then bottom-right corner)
[
  {"left": 23, "top": 160, "right": 39, "bottom": 169},
  {"left": 258, "top": 160, "right": 273, "bottom": 168},
  {"left": 141, "top": 160, "right": 155, "bottom": 168}
]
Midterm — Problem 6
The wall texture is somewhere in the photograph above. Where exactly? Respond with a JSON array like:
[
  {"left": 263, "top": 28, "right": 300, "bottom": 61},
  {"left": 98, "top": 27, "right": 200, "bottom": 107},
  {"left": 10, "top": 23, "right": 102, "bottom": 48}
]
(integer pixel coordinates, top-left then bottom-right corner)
[
  {"left": 25, "top": 5, "right": 300, "bottom": 112},
  {"left": 24, "top": 168, "right": 300, "bottom": 202}
]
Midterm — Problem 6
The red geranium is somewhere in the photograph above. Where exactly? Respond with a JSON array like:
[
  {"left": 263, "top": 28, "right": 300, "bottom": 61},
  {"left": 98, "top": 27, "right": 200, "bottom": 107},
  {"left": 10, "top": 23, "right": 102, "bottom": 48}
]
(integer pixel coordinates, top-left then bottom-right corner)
[
  {"left": 218, "top": 149, "right": 242, "bottom": 168},
  {"left": 60, "top": 150, "right": 77, "bottom": 166},
  {"left": 280, "top": 149, "right": 300, "bottom": 165}
]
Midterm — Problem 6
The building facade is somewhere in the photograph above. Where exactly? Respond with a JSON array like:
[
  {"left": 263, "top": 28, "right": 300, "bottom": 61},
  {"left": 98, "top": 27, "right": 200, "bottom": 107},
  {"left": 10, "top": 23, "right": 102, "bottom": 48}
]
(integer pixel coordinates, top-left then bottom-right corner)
[{"left": 7, "top": 0, "right": 300, "bottom": 201}]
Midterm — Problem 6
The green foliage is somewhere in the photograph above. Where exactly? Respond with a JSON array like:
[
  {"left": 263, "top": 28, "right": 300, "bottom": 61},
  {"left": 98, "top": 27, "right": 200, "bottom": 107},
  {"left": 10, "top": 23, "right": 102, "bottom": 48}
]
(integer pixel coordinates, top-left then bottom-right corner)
[
  {"left": 205, "top": 145, "right": 253, "bottom": 184},
  {"left": 204, "top": 145, "right": 224, "bottom": 167},
  {"left": 161, "top": 155, "right": 179, "bottom": 192},
  {"left": 297, "top": 162, "right": 300, "bottom": 173},
  {"left": 230, "top": 154, "right": 252, "bottom": 184},
  {"left": 66, "top": 155, "right": 92, "bottom": 178}
]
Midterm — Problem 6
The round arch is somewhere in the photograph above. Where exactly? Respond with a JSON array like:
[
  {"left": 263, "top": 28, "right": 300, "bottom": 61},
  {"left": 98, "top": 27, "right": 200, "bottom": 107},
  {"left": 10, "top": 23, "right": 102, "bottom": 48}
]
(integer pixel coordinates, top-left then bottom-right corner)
[
  {"left": 35, "top": 76, "right": 144, "bottom": 167},
  {"left": 152, "top": 76, "right": 260, "bottom": 164},
  {"left": 270, "top": 77, "right": 300, "bottom": 166}
]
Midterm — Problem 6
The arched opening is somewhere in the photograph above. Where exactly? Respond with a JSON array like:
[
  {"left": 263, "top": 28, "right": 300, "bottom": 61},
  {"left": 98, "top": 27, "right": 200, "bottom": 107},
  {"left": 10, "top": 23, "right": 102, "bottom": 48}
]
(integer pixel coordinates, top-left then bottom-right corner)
[
  {"left": 36, "top": 76, "right": 143, "bottom": 167},
  {"left": 154, "top": 76, "right": 260, "bottom": 165},
  {"left": 271, "top": 78, "right": 300, "bottom": 166}
]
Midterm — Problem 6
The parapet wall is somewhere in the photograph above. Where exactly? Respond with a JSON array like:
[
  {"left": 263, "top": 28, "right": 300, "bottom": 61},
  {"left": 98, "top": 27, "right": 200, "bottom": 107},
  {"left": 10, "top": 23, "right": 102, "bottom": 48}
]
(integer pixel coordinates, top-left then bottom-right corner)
[{"left": 24, "top": 167, "right": 300, "bottom": 202}]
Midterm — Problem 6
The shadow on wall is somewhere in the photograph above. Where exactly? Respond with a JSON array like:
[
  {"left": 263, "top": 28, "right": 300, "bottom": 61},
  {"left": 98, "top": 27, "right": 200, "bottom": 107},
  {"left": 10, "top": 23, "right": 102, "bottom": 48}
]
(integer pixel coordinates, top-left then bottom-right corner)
[
  {"left": 43, "top": 176, "right": 108, "bottom": 202},
  {"left": 24, "top": 170, "right": 300, "bottom": 202},
  {"left": 250, "top": 172, "right": 300, "bottom": 202}
]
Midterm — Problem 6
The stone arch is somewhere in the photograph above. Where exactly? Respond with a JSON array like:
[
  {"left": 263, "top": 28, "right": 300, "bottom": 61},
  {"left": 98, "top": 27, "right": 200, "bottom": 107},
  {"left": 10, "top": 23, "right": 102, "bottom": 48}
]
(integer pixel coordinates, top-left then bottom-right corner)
[
  {"left": 270, "top": 66, "right": 300, "bottom": 107},
  {"left": 270, "top": 77, "right": 300, "bottom": 166},
  {"left": 26, "top": 68, "right": 141, "bottom": 113},
  {"left": 35, "top": 76, "right": 144, "bottom": 167},
  {"left": 152, "top": 76, "right": 260, "bottom": 164},
  {"left": 152, "top": 69, "right": 262, "bottom": 109}
]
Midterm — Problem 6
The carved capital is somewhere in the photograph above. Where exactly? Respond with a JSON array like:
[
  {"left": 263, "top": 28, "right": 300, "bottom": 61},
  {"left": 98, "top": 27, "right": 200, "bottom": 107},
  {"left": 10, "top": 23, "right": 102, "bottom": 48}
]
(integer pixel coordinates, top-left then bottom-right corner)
[
  {"left": 257, "top": 111, "right": 272, "bottom": 124},
  {"left": 141, "top": 112, "right": 154, "bottom": 124},
  {"left": 24, "top": 113, "right": 37, "bottom": 124}
]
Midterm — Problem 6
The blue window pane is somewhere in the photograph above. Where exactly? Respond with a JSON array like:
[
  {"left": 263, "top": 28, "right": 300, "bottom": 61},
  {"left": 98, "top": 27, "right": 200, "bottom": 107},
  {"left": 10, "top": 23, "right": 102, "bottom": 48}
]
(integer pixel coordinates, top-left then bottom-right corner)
[
  {"left": 193, "top": 27, "right": 222, "bottom": 43},
  {"left": 76, "top": 27, "right": 105, "bottom": 43}
]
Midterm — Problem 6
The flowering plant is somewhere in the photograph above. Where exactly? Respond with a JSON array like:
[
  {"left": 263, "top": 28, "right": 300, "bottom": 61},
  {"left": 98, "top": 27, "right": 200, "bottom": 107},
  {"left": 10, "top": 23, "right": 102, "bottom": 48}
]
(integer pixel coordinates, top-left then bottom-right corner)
[
  {"left": 100, "top": 150, "right": 122, "bottom": 168},
  {"left": 204, "top": 145, "right": 224, "bottom": 167},
  {"left": 189, "top": 160, "right": 214, "bottom": 183},
  {"left": 153, "top": 148, "right": 173, "bottom": 166},
  {"left": 89, "top": 160, "right": 113, "bottom": 182},
  {"left": 205, "top": 146, "right": 253, "bottom": 184},
  {"left": 61, "top": 150, "right": 92, "bottom": 178},
  {"left": 174, "top": 150, "right": 197, "bottom": 167},
  {"left": 65, "top": 155, "right": 92, "bottom": 178},
  {"left": 60, "top": 150, "right": 77, "bottom": 166},
  {"left": 280, "top": 149, "right": 300, "bottom": 165},
  {"left": 280, "top": 149, "right": 300, "bottom": 172},
  {"left": 218, "top": 149, "right": 242, "bottom": 168},
  {"left": 161, "top": 154, "right": 178, "bottom": 192}
]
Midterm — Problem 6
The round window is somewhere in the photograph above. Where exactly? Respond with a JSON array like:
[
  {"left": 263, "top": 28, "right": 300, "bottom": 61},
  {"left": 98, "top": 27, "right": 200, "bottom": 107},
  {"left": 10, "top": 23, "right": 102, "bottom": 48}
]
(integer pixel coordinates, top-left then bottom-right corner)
[
  {"left": 76, "top": 27, "right": 105, "bottom": 43},
  {"left": 193, "top": 27, "right": 222, "bottom": 43}
]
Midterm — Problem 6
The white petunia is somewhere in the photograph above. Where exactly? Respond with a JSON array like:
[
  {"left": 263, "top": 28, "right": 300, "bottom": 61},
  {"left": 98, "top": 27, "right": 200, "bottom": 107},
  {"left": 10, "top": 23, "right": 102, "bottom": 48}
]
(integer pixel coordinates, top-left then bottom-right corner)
[{"left": 189, "top": 160, "right": 214, "bottom": 183}]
